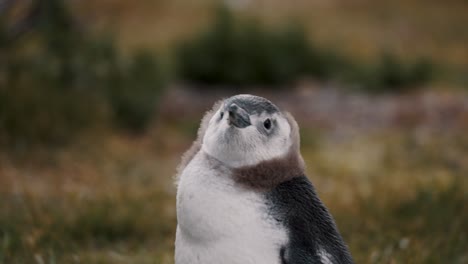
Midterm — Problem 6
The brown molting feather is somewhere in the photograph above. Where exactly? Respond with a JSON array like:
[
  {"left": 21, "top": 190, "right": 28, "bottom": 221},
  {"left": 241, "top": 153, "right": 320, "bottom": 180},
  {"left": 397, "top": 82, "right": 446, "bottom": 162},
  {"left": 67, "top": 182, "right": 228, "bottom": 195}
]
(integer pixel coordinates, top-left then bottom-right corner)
[
  {"left": 175, "top": 100, "right": 224, "bottom": 183},
  {"left": 232, "top": 112, "right": 305, "bottom": 190}
]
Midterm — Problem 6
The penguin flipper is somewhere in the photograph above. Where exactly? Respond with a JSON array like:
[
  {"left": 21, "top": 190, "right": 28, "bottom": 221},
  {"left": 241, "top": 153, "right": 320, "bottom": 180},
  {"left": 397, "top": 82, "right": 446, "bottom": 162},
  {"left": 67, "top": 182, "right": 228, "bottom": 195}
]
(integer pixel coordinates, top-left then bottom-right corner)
[{"left": 268, "top": 176, "right": 354, "bottom": 264}]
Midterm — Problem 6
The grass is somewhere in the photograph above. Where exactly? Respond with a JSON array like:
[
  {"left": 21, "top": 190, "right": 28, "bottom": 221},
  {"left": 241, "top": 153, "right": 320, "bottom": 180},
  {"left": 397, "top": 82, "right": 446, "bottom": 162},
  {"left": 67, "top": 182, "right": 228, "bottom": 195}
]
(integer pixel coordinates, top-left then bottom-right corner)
[
  {"left": 0, "top": 123, "right": 466, "bottom": 263},
  {"left": 306, "top": 131, "right": 468, "bottom": 263},
  {"left": 0, "top": 133, "right": 179, "bottom": 263}
]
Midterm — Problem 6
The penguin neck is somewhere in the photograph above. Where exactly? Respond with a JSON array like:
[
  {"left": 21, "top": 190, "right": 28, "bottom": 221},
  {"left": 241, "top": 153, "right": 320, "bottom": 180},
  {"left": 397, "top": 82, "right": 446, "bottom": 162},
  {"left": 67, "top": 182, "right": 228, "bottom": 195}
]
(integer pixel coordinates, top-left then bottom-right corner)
[{"left": 201, "top": 148, "right": 305, "bottom": 191}]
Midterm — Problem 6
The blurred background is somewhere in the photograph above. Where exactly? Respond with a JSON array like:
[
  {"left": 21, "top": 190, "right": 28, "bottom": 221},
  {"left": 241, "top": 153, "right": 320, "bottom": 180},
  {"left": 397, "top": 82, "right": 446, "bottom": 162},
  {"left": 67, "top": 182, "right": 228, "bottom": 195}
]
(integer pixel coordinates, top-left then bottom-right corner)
[{"left": 0, "top": 0, "right": 467, "bottom": 263}]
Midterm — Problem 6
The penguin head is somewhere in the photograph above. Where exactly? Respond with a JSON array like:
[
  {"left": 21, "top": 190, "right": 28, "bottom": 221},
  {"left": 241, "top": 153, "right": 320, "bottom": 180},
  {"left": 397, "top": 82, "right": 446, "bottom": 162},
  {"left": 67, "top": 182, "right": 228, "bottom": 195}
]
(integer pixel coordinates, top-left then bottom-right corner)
[{"left": 202, "top": 94, "right": 295, "bottom": 168}]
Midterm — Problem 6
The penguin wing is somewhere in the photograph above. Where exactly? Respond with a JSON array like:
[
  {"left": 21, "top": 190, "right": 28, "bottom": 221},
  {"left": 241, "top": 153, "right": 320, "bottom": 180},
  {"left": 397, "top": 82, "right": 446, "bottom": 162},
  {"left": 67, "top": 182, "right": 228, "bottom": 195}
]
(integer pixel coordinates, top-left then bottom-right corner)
[{"left": 267, "top": 176, "right": 353, "bottom": 264}]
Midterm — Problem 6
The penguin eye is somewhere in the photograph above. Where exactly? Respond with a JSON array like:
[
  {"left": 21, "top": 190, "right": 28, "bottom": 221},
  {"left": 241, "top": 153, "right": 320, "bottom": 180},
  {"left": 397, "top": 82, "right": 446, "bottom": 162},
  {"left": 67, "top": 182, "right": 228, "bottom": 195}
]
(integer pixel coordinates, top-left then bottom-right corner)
[{"left": 263, "top": 119, "right": 271, "bottom": 130}]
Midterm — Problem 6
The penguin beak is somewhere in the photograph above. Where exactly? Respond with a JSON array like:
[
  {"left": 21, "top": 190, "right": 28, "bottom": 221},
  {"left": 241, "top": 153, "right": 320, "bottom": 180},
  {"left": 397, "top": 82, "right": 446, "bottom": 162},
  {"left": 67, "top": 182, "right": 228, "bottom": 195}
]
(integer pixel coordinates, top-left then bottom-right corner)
[{"left": 227, "top": 103, "right": 251, "bottom": 128}]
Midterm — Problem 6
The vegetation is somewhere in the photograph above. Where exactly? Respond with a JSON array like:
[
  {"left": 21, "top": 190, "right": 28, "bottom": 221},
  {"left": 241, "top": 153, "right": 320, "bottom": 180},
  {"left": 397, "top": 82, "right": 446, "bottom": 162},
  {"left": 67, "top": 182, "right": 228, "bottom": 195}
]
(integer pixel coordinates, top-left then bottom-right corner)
[
  {"left": 176, "top": 7, "right": 433, "bottom": 90},
  {"left": 347, "top": 53, "right": 434, "bottom": 92},
  {"left": 0, "top": 0, "right": 165, "bottom": 147},
  {"left": 0, "top": 1, "right": 466, "bottom": 263},
  {"left": 0, "top": 125, "right": 466, "bottom": 263},
  {"left": 0, "top": 2, "right": 439, "bottom": 148},
  {"left": 176, "top": 7, "right": 338, "bottom": 86}
]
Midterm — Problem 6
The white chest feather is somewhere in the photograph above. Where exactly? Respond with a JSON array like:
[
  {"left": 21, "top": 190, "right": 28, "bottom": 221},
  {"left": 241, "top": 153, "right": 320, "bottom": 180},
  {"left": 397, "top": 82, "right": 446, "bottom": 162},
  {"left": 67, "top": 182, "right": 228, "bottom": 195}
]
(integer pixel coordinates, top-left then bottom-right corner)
[{"left": 175, "top": 152, "right": 287, "bottom": 264}]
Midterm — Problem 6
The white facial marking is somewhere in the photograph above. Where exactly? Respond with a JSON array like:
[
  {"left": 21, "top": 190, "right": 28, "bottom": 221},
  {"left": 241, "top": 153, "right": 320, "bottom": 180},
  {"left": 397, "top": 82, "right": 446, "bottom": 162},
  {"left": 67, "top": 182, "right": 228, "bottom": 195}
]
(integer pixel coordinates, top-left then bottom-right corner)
[
  {"left": 202, "top": 105, "right": 292, "bottom": 168},
  {"left": 175, "top": 153, "right": 287, "bottom": 264}
]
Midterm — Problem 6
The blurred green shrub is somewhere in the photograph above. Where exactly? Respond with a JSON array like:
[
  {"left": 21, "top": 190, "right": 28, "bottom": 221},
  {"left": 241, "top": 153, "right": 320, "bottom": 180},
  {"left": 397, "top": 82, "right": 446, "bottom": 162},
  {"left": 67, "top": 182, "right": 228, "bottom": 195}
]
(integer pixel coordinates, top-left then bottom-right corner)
[
  {"left": 108, "top": 50, "right": 165, "bottom": 131},
  {"left": 349, "top": 53, "right": 434, "bottom": 92},
  {"left": 0, "top": 0, "right": 165, "bottom": 147},
  {"left": 176, "top": 6, "right": 433, "bottom": 90},
  {"left": 176, "top": 7, "right": 336, "bottom": 86}
]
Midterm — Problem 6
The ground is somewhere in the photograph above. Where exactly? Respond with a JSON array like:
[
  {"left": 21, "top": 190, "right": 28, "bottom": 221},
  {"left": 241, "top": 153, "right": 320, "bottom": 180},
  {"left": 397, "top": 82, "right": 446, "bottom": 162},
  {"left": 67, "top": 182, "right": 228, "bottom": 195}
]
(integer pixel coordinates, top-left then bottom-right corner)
[{"left": 1, "top": 87, "right": 467, "bottom": 263}]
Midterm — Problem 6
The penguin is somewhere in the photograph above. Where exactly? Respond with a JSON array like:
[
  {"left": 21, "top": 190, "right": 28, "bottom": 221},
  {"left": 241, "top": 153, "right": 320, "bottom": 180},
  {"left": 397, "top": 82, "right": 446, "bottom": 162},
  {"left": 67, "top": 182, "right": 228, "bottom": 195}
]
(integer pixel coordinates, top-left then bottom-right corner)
[{"left": 175, "top": 94, "right": 353, "bottom": 264}]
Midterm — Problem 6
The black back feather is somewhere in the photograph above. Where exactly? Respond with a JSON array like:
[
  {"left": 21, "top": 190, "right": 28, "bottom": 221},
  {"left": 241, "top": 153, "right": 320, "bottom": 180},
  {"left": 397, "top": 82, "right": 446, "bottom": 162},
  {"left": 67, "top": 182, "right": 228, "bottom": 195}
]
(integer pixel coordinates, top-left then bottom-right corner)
[{"left": 267, "top": 176, "right": 354, "bottom": 264}]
